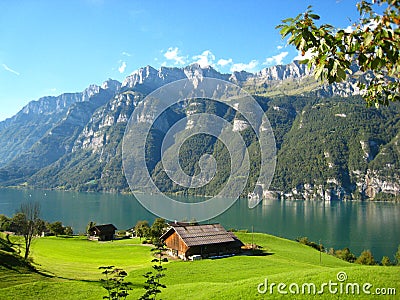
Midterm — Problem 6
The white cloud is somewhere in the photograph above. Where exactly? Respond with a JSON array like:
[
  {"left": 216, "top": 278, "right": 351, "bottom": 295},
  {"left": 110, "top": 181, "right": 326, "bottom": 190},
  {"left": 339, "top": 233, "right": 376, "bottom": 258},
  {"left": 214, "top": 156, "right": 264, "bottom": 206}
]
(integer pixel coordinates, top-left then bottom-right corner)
[
  {"left": 217, "top": 58, "right": 233, "bottom": 67},
  {"left": 230, "top": 60, "right": 259, "bottom": 73},
  {"left": 277, "top": 45, "right": 284, "bottom": 50},
  {"left": 364, "top": 19, "right": 378, "bottom": 31},
  {"left": 118, "top": 61, "right": 127, "bottom": 73},
  {"left": 122, "top": 51, "right": 131, "bottom": 57},
  {"left": 344, "top": 25, "right": 354, "bottom": 33},
  {"left": 192, "top": 50, "right": 215, "bottom": 68},
  {"left": 293, "top": 49, "right": 315, "bottom": 61},
  {"left": 164, "top": 47, "right": 186, "bottom": 65},
  {"left": 342, "top": 19, "right": 377, "bottom": 34},
  {"left": 2, "top": 64, "right": 20, "bottom": 76},
  {"left": 263, "top": 52, "right": 289, "bottom": 66}
]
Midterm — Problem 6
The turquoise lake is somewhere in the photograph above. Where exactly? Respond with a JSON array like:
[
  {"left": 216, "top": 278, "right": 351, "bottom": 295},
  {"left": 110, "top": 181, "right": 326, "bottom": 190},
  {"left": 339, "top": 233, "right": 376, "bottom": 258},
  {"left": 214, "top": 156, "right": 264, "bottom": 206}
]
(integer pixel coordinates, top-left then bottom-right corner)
[{"left": 0, "top": 188, "right": 399, "bottom": 261}]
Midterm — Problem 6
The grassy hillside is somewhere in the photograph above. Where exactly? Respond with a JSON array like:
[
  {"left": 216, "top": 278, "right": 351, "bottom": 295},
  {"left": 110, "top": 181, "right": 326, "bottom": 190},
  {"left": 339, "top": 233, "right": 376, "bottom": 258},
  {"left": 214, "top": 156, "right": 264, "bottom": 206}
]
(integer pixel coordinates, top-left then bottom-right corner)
[
  {"left": 0, "top": 250, "right": 46, "bottom": 289},
  {"left": 0, "top": 233, "right": 398, "bottom": 299}
]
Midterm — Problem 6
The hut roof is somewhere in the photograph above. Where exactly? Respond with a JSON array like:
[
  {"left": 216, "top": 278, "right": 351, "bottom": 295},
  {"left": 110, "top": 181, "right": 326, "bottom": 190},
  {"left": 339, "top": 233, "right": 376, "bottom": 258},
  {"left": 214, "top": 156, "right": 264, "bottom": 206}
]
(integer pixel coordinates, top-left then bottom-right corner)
[
  {"left": 89, "top": 224, "right": 117, "bottom": 233},
  {"left": 161, "top": 223, "right": 242, "bottom": 247}
]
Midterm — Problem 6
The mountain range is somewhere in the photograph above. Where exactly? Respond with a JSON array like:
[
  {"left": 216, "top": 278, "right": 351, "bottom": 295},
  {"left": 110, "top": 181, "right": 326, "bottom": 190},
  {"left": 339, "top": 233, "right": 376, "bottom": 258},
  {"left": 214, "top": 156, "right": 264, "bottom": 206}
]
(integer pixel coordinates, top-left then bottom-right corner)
[{"left": 0, "top": 61, "right": 399, "bottom": 200}]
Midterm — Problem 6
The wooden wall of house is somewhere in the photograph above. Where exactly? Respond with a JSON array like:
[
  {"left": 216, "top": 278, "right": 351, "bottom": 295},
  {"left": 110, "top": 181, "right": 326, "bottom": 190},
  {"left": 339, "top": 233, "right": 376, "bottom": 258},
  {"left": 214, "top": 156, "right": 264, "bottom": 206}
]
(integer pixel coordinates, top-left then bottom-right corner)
[
  {"left": 186, "top": 242, "right": 242, "bottom": 258},
  {"left": 164, "top": 232, "right": 188, "bottom": 254}
]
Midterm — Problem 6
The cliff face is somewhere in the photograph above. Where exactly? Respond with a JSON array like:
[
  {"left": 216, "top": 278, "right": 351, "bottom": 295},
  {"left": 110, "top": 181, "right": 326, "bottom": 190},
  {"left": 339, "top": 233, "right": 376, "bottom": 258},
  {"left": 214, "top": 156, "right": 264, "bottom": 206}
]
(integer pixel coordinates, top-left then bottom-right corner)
[
  {"left": 0, "top": 62, "right": 399, "bottom": 200},
  {"left": 269, "top": 96, "right": 400, "bottom": 201},
  {"left": 0, "top": 93, "right": 83, "bottom": 167}
]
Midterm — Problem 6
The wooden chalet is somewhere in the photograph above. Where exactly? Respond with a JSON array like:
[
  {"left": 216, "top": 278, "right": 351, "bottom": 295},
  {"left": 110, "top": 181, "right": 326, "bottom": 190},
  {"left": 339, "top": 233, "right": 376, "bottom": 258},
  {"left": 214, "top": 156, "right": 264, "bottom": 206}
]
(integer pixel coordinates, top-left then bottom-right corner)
[
  {"left": 88, "top": 224, "right": 117, "bottom": 241},
  {"left": 160, "top": 223, "right": 243, "bottom": 260}
]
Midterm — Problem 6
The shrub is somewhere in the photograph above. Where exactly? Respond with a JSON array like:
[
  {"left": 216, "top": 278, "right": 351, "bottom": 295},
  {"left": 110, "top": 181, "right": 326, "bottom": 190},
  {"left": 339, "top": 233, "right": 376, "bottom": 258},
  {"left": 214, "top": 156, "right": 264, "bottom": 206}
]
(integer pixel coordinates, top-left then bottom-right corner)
[
  {"left": 296, "top": 237, "right": 324, "bottom": 252},
  {"left": 99, "top": 266, "right": 132, "bottom": 300},
  {"left": 64, "top": 226, "right": 73, "bottom": 236},
  {"left": 395, "top": 245, "right": 400, "bottom": 266},
  {"left": 134, "top": 220, "right": 150, "bottom": 240},
  {"left": 381, "top": 256, "right": 392, "bottom": 266},
  {"left": 139, "top": 241, "right": 168, "bottom": 300},
  {"left": 334, "top": 247, "right": 357, "bottom": 263},
  {"left": 355, "top": 250, "right": 376, "bottom": 265}
]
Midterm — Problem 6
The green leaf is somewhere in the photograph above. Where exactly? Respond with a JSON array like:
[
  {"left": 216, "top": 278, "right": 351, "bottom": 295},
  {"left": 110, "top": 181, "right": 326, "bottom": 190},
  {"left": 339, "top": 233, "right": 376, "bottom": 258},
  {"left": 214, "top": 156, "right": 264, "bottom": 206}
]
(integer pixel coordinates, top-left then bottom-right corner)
[
  {"left": 309, "top": 14, "right": 320, "bottom": 20},
  {"left": 337, "top": 67, "right": 347, "bottom": 81},
  {"left": 314, "top": 64, "right": 325, "bottom": 80},
  {"left": 364, "top": 32, "right": 373, "bottom": 46},
  {"left": 371, "top": 58, "right": 381, "bottom": 70},
  {"left": 330, "top": 60, "right": 338, "bottom": 77},
  {"left": 376, "top": 47, "right": 383, "bottom": 58},
  {"left": 281, "top": 17, "right": 294, "bottom": 23},
  {"left": 298, "top": 59, "right": 309, "bottom": 64},
  {"left": 279, "top": 26, "right": 293, "bottom": 37},
  {"left": 358, "top": 53, "right": 367, "bottom": 66}
]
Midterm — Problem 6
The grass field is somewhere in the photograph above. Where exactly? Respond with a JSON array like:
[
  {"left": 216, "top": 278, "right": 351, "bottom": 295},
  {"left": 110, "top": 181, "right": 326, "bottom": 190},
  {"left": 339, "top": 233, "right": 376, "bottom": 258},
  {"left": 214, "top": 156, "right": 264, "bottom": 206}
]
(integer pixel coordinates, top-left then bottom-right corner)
[{"left": 0, "top": 232, "right": 399, "bottom": 299}]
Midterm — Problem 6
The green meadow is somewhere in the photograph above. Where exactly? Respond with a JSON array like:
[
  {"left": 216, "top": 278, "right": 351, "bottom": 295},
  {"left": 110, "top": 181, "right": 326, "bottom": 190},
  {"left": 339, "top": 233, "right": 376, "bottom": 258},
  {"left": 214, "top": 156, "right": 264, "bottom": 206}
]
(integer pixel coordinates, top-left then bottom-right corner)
[{"left": 1, "top": 233, "right": 399, "bottom": 299}]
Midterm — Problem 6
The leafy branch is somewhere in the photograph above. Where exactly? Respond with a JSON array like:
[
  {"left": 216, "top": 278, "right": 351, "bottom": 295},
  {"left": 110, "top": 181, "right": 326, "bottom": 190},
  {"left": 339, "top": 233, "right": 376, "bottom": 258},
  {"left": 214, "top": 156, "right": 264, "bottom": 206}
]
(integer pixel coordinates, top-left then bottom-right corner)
[
  {"left": 139, "top": 240, "right": 168, "bottom": 300},
  {"left": 277, "top": 0, "right": 400, "bottom": 106},
  {"left": 99, "top": 266, "right": 132, "bottom": 300}
]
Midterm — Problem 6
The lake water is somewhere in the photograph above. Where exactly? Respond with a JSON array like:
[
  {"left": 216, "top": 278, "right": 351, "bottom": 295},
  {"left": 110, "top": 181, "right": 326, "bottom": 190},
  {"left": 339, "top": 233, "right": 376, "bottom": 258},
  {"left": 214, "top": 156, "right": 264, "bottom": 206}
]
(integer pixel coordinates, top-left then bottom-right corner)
[{"left": 0, "top": 188, "right": 399, "bottom": 261}]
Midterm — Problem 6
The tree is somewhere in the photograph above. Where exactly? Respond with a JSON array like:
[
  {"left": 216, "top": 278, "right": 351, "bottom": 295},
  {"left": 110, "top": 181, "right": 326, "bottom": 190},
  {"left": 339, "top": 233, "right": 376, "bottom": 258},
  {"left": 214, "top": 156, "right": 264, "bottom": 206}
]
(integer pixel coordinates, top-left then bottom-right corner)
[
  {"left": 47, "top": 221, "right": 65, "bottom": 236},
  {"left": 86, "top": 221, "right": 96, "bottom": 235},
  {"left": 64, "top": 226, "right": 73, "bottom": 236},
  {"left": 0, "top": 214, "right": 11, "bottom": 231},
  {"left": 134, "top": 220, "right": 150, "bottom": 240},
  {"left": 150, "top": 218, "right": 167, "bottom": 243},
  {"left": 277, "top": 0, "right": 399, "bottom": 106},
  {"left": 296, "top": 236, "right": 324, "bottom": 252},
  {"left": 355, "top": 249, "right": 376, "bottom": 265},
  {"left": 334, "top": 247, "right": 357, "bottom": 263},
  {"left": 10, "top": 212, "right": 26, "bottom": 233},
  {"left": 15, "top": 202, "right": 41, "bottom": 260},
  {"left": 36, "top": 219, "right": 48, "bottom": 235},
  {"left": 395, "top": 244, "right": 400, "bottom": 266},
  {"left": 381, "top": 255, "right": 392, "bottom": 266},
  {"left": 99, "top": 266, "right": 132, "bottom": 300},
  {"left": 139, "top": 241, "right": 168, "bottom": 300}
]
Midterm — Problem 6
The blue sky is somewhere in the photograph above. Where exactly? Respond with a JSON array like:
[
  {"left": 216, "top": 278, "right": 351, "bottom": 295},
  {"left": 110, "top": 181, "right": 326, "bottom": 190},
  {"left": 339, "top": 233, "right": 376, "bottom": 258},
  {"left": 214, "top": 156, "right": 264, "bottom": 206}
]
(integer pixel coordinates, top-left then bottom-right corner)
[{"left": 0, "top": 0, "right": 362, "bottom": 121}]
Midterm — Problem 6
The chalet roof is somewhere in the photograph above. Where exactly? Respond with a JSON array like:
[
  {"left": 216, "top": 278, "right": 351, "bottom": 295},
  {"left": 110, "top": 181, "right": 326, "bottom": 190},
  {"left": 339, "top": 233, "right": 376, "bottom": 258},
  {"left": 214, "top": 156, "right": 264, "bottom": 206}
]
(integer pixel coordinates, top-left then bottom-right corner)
[
  {"left": 90, "top": 224, "right": 117, "bottom": 232},
  {"left": 168, "top": 221, "right": 199, "bottom": 227},
  {"left": 161, "top": 223, "right": 242, "bottom": 247}
]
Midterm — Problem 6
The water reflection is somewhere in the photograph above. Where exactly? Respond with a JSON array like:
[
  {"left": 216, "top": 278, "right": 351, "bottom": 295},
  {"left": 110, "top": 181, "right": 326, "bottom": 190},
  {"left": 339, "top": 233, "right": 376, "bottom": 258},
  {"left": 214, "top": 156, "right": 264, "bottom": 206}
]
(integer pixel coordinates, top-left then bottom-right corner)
[
  {"left": 211, "top": 198, "right": 400, "bottom": 260},
  {"left": 0, "top": 188, "right": 399, "bottom": 260}
]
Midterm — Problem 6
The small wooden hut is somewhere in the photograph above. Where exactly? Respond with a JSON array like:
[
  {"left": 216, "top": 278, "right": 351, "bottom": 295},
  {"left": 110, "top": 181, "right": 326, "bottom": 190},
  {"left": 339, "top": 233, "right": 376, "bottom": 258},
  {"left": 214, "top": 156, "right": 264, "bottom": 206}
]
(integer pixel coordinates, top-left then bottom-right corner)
[
  {"left": 160, "top": 223, "right": 243, "bottom": 260},
  {"left": 88, "top": 224, "right": 117, "bottom": 241}
]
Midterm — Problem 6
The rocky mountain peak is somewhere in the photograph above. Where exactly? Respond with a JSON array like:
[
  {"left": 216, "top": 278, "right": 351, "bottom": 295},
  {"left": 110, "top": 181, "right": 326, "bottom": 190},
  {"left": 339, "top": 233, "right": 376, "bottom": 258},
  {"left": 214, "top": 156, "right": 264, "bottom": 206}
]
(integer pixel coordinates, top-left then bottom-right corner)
[
  {"left": 229, "top": 70, "right": 254, "bottom": 84},
  {"left": 82, "top": 84, "right": 101, "bottom": 101},
  {"left": 101, "top": 78, "right": 121, "bottom": 93},
  {"left": 121, "top": 63, "right": 231, "bottom": 90},
  {"left": 183, "top": 63, "right": 228, "bottom": 81},
  {"left": 121, "top": 65, "right": 159, "bottom": 88},
  {"left": 158, "top": 66, "right": 186, "bottom": 81},
  {"left": 257, "top": 60, "right": 312, "bottom": 81}
]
